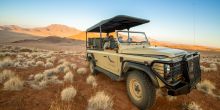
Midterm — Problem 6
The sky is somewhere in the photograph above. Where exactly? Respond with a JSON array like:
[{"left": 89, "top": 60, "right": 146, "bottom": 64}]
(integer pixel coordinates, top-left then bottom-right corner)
[{"left": 0, "top": 0, "right": 220, "bottom": 47}]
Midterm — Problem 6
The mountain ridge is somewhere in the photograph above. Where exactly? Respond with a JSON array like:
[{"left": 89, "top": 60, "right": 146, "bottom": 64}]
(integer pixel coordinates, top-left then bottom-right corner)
[{"left": 0, "top": 24, "right": 81, "bottom": 37}]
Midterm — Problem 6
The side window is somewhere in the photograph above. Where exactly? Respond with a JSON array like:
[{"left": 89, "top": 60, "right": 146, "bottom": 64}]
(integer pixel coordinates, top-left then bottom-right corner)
[{"left": 87, "top": 37, "right": 104, "bottom": 50}]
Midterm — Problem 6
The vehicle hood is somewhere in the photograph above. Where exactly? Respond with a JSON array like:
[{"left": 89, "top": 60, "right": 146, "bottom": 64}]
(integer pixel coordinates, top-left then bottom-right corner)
[{"left": 120, "top": 46, "right": 188, "bottom": 58}]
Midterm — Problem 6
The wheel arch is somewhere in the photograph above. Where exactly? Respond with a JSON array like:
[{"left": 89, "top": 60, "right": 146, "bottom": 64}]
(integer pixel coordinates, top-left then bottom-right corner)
[
  {"left": 122, "top": 61, "right": 159, "bottom": 88},
  {"left": 87, "top": 53, "right": 94, "bottom": 61}
]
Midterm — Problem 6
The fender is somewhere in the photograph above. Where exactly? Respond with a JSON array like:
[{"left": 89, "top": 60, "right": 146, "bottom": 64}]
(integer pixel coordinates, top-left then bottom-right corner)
[
  {"left": 87, "top": 53, "right": 95, "bottom": 61},
  {"left": 123, "top": 62, "right": 159, "bottom": 88}
]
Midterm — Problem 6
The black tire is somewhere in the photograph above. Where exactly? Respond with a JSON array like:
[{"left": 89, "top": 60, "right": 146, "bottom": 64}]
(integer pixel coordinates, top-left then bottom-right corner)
[
  {"left": 89, "top": 60, "right": 97, "bottom": 75},
  {"left": 126, "top": 70, "right": 156, "bottom": 110}
]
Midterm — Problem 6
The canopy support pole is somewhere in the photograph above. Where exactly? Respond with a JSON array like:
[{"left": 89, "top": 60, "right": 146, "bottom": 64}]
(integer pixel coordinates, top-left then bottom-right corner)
[
  {"left": 99, "top": 26, "right": 102, "bottom": 50},
  {"left": 86, "top": 31, "right": 88, "bottom": 50}
]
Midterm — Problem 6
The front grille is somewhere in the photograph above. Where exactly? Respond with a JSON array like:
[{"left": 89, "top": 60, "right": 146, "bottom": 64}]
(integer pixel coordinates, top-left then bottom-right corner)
[{"left": 183, "top": 55, "right": 201, "bottom": 84}]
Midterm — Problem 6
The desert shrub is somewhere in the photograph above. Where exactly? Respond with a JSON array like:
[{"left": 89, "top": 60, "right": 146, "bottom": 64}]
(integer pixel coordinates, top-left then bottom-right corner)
[
  {"left": 210, "top": 63, "right": 218, "bottom": 71},
  {"left": 45, "top": 62, "right": 54, "bottom": 68},
  {"left": 63, "top": 67, "right": 70, "bottom": 73},
  {"left": 34, "top": 73, "right": 44, "bottom": 81},
  {"left": 27, "top": 60, "right": 36, "bottom": 67},
  {"left": 20, "top": 48, "right": 32, "bottom": 52},
  {"left": 3, "top": 76, "right": 24, "bottom": 91},
  {"left": 39, "top": 80, "right": 48, "bottom": 88},
  {"left": 56, "top": 64, "right": 66, "bottom": 73},
  {"left": 86, "top": 75, "right": 97, "bottom": 87},
  {"left": 49, "top": 100, "right": 72, "bottom": 110},
  {"left": 43, "top": 68, "right": 59, "bottom": 77},
  {"left": 28, "top": 74, "right": 34, "bottom": 80},
  {"left": 182, "top": 101, "right": 203, "bottom": 110},
  {"left": 36, "top": 61, "right": 44, "bottom": 66},
  {"left": 196, "top": 80, "right": 215, "bottom": 96},
  {"left": 0, "top": 69, "right": 15, "bottom": 83},
  {"left": 88, "top": 91, "right": 113, "bottom": 110},
  {"left": 77, "top": 68, "right": 87, "bottom": 74},
  {"left": 30, "top": 75, "right": 62, "bottom": 90},
  {"left": 61, "top": 86, "right": 77, "bottom": 101},
  {"left": 0, "top": 57, "right": 14, "bottom": 69},
  {"left": 70, "top": 63, "right": 77, "bottom": 71},
  {"left": 64, "top": 72, "right": 74, "bottom": 83},
  {"left": 47, "top": 76, "right": 63, "bottom": 84},
  {"left": 47, "top": 56, "right": 56, "bottom": 63},
  {"left": 58, "top": 59, "right": 66, "bottom": 64},
  {"left": 166, "top": 95, "right": 177, "bottom": 101}
]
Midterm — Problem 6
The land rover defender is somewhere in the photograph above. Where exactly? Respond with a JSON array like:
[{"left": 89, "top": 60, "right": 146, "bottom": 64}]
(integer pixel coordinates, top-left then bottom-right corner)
[{"left": 85, "top": 15, "right": 201, "bottom": 110}]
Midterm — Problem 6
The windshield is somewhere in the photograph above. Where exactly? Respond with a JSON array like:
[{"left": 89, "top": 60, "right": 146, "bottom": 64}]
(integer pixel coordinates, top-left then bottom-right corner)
[{"left": 117, "top": 31, "right": 149, "bottom": 44}]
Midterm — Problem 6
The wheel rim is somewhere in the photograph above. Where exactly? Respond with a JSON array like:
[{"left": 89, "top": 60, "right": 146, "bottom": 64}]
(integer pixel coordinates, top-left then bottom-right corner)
[
  {"left": 89, "top": 62, "right": 94, "bottom": 73},
  {"left": 129, "top": 79, "right": 143, "bottom": 101}
]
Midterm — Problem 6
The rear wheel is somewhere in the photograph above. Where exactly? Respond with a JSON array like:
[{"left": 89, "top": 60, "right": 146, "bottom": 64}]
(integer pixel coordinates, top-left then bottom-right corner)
[
  {"left": 89, "top": 60, "right": 97, "bottom": 75},
  {"left": 126, "top": 70, "right": 156, "bottom": 110}
]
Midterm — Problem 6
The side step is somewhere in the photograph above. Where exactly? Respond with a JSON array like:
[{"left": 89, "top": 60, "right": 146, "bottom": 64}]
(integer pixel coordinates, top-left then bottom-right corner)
[{"left": 95, "top": 66, "right": 121, "bottom": 81}]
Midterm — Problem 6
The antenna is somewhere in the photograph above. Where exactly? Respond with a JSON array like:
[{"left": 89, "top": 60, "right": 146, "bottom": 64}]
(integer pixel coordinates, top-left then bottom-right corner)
[{"left": 193, "top": 0, "right": 196, "bottom": 51}]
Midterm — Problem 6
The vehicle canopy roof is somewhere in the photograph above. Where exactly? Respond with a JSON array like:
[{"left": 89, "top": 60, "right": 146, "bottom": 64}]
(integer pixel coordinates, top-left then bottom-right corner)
[{"left": 86, "top": 15, "right": 149, "bottom": 33}]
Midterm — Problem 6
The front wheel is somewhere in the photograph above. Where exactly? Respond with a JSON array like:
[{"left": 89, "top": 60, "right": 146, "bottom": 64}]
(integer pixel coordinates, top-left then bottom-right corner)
[{"left": 126, "top": 70, "right": 156, "bottom": 110}]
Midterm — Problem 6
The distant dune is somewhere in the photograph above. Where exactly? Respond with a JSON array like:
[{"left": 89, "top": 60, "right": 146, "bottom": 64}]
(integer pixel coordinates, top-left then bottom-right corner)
[
  {"left": 0, "top": 30, "right": 40, "bottom": 43},
  {"left": 0, "top": 24, "right": 80, "bottom": 38}
]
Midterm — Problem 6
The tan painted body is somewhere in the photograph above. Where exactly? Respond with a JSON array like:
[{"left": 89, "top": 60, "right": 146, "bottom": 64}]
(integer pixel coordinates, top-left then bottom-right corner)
[{"left": 87, "top": 43, "right": 188, "bottom": 87}]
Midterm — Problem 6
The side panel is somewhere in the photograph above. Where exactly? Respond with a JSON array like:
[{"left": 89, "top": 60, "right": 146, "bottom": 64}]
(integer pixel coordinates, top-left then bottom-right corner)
[{"left": 87, "top": 50, "right": 120, "bottom": 75}]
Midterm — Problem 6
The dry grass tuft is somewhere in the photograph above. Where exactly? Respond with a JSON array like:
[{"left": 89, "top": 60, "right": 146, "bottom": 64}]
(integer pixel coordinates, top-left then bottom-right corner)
[
  {"left": 182, "top": 101, "right": 203, "bottom": 110},
  {"left": 86, "top": 75, "right": 97, "bottom": 87},
  {"left": 77, "top": 68, "right": 87, "bottom": 74},
  {"left": 36, "top": 61, "right": 44, "bottom": 66},
  {"left": 61, "top": 86, "right": 77, "bottom": 101},
  {"left": 3, "top": 76, "right": 24, "bottom": 91},
  {"left": 49, "top": 100, "right": 72, "bottom": 110},
  {"left": 88, "top": 91, "right": 113, "bottom": 110},
  {"left": 70, "top": 63, "right": 77, "bottom": 71},
  {"left": 196, "top": 80, "right": 216, "bottom": 96},
  {"left": 0, "top": 57, "right": 13, "bottom": 69},
  {"left": 0, "top": 69, "right": 15, "bottom": 83},
  {"left": 34, "top": 73, "right": 44, "bottom": 81},
  {"left": 64, "top": 72, "right": 74, "bottom": 83},
  {"left": 45, "top": 62, "right": 54, "bottom": 68},
  {"left": 63, "top": 67, "right": 70, "bottom": 73},
  {"left": 166, "top": 95, "right": 177, "bottom": 101}
]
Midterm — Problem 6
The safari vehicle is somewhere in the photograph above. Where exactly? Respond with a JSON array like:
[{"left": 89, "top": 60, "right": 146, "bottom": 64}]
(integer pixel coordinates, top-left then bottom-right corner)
[{"left": 85, "top": 15, "right": 201, "bottom": 110}]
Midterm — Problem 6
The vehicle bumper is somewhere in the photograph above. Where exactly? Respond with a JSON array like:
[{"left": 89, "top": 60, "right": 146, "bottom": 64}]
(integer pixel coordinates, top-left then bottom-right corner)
[{"left": 167, "top": 77, "right": 200, "bottom": 96}]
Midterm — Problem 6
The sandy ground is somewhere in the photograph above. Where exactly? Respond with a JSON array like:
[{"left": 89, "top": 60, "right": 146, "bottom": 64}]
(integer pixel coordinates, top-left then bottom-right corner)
[{"left": 0, "top": 43, "right": 220, "bottom": 110}]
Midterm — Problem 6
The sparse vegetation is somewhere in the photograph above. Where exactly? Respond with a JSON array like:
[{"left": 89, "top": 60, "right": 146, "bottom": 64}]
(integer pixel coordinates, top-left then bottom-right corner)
[
  {"left": 0, "top": 69, "right": 15, "bottom": 83},
  {"left": 182, "top": 101, "right": 203, "bottom": 110},
  {"left": 77, "top": 68, "right": 87, "bottom": 74},
  {"left": 36, "top": 61, "right": 45, "bottom": 66},
  {"left": 45, "top": 62, "right": 54, "bottom": 68},
  {"left": 88, "top": 91, "right": 113, "bottom": 110},
  {"left": 64, "top": 72, "right": 74, "bottom": 83},
  {"left": 61, "top": 86, "right": 77, "bottom": 101},
  {"left": 70, "top": 63, "right": 77, "bottom": 71},
  {"left": 196, "top": 80, "right": 216, "bottom": 96},
  {"left": 3, "top": 76, "right": 24, "bottom": 91},
  {"left": 0, "top": 57, "right": 13, "bottom": 69},
  {"left": 86, "top": 75, "right": 97, "bottom": 87}
]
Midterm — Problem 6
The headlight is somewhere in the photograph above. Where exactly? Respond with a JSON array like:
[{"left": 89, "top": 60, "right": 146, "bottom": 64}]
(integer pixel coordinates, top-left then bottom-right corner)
[
  {"left": 152, "top": 63, "right": 182, "bottom": 83},
  {"left": 164, "top": 64, "right": 172, "bottom": 80}
]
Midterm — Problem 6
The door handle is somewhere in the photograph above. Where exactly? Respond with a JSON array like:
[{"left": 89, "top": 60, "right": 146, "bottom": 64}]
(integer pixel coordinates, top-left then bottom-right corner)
[{"left": 104, "top": 56, "right": 114, "bottom": 63}]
